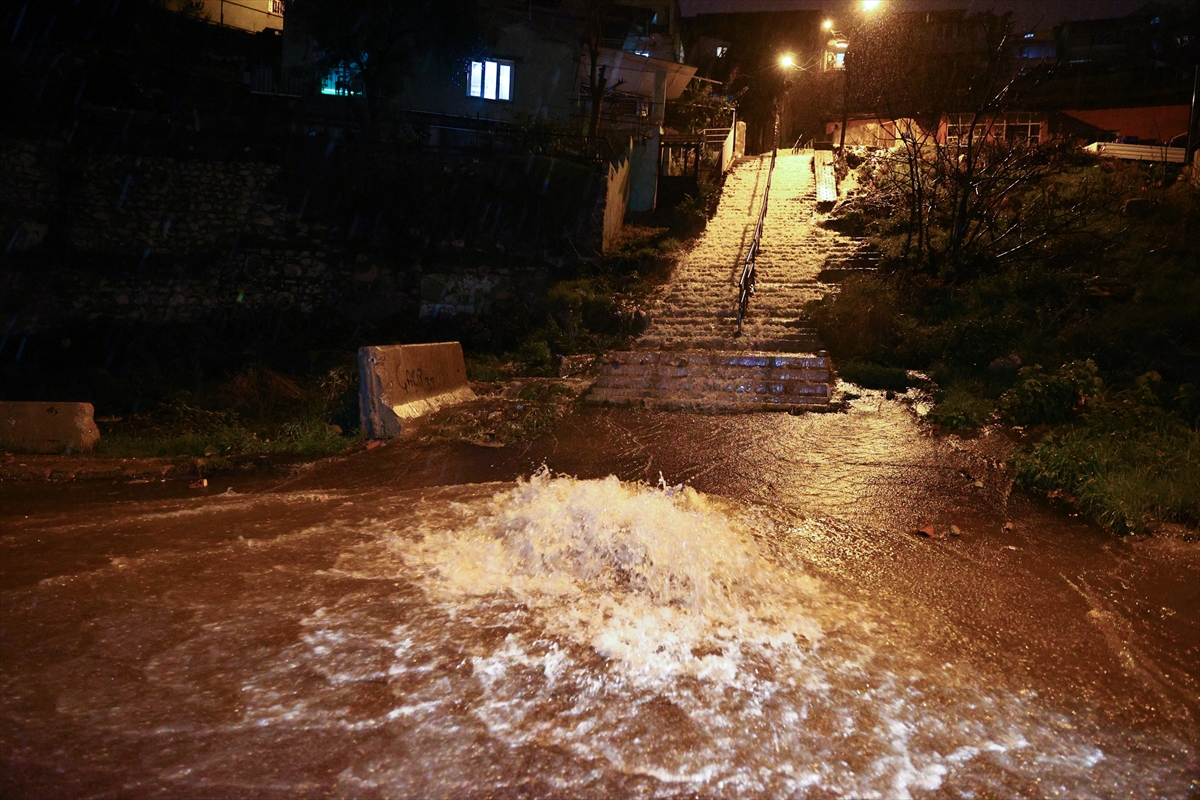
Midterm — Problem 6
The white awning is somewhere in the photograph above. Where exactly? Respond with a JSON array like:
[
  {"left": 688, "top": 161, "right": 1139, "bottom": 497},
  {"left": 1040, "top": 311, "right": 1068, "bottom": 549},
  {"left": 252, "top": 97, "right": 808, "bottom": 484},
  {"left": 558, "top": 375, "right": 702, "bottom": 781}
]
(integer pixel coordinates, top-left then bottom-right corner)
[{"left": 579, "top": 49, "right": 697, "bottom": 100}]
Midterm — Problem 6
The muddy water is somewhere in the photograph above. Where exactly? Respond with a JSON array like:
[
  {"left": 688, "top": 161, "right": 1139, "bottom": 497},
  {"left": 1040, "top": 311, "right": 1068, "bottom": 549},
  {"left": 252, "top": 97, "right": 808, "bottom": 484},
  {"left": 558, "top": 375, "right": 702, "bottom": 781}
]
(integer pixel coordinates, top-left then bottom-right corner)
[{"left": 1, "top": 396, "right": 1197, "bottom": 799}]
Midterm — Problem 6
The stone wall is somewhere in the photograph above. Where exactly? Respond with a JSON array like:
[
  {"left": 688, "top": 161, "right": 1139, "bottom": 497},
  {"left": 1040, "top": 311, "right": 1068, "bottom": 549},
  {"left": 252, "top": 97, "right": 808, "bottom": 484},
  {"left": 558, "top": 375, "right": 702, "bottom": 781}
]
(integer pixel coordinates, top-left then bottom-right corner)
[
  {"left": 0, "top": 135, "right": 608, "bottom": 352},
  {"left": 68, "top": 154, "right": 284, "bottom": 256},
  {"left": 0, "top": 136, "right": 368, "bottom": 331}
]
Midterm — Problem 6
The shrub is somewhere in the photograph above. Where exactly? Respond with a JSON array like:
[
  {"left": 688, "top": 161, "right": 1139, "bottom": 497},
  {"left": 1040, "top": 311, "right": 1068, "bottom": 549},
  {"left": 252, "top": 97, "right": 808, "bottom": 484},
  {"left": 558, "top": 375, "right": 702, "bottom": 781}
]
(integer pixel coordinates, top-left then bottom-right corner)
[
  {"left": 838, "top": 360, "right": 913, "bottom": 392},
  {"left": 517, "top": 340, "right": 555, "bottom": 377},
  {"left": 928, "top": 384, "right": 994, "bottom": 429},
  {"left": 805, "top": 276, "right": 900, "bottom": 362},
  {"left": 998, "top": 360, "right": 1103, "bottom": 426}
]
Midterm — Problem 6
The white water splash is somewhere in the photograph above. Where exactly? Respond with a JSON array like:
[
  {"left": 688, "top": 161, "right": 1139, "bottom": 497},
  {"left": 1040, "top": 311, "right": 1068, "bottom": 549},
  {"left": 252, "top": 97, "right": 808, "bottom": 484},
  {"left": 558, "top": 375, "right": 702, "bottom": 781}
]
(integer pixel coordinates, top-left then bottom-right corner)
[
  {"left": 314, "top": 472, "right": 1186, "bottom": 798},
  {"left": 395, "top": 469, "right": 823, "bottom": 687}
]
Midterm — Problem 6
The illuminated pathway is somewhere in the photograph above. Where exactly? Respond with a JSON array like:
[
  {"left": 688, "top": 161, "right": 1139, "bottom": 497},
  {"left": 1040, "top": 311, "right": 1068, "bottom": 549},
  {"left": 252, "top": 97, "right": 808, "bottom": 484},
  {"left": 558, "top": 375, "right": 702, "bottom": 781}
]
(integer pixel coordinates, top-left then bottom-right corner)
[
  {"left": 589, "top": 152, "right": 874, "bottom": 410},
  {"left": 639, "top": 151, "right": 869, "bottom": 353}
]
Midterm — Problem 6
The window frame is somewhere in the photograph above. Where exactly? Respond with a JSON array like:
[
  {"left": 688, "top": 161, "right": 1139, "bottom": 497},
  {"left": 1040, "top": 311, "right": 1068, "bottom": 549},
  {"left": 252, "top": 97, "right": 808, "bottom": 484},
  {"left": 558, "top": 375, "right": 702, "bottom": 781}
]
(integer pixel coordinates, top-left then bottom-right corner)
[{"left": 467, "top": 58, "right": 514, "bottom": 102}]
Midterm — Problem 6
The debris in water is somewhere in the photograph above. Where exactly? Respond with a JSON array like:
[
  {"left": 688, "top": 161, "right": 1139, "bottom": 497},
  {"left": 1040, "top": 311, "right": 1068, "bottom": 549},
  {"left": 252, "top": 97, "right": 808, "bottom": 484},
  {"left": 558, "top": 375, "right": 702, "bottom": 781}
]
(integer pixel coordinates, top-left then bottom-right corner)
[
  {"left": 974, "top": 479, "right": 984, "bottom": 488},
  {"left": 189, "top": 478, "right": 208, "bottom": 489},
  {"left": 916, "top": 524, "right": 937, "bottom": 538},
  {"left": 950, "top": 525, "right": 963, "bottom": 536},
  {"left": 1003, "top": 522, "right": 1015, "bottom": 532}
]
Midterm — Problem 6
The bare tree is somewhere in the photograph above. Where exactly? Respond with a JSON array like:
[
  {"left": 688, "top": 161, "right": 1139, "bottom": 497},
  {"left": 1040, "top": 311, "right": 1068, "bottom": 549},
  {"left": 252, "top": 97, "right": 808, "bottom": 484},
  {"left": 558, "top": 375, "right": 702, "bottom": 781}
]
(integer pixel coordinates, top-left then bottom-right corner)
[{"left": 856, "top": 12, "right": 1114, "bottom": 280}]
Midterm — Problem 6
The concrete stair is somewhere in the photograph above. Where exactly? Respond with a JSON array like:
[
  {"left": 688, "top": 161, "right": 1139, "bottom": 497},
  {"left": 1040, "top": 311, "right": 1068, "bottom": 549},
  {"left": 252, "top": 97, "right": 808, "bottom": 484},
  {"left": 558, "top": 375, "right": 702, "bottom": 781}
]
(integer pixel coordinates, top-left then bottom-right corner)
[
  {"left": 585, "top": 152, "right": 875, "bottom": 411},
  {"left": 588, "top": 351, "right": 831, "bottom": 411}
]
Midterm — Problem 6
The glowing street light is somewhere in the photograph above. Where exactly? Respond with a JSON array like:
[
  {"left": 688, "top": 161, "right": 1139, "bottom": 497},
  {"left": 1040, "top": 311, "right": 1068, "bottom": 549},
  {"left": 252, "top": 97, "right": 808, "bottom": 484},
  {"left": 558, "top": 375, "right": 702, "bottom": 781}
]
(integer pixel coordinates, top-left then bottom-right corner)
[
  {"left": 823, "top": 19, "right": 834, "bottom": 30},
  {"left": 780, "top": 54, "right": 796, "bottom": 69},
  {"left": 862, "top": 0, "right": 881, "bottom": 10}
]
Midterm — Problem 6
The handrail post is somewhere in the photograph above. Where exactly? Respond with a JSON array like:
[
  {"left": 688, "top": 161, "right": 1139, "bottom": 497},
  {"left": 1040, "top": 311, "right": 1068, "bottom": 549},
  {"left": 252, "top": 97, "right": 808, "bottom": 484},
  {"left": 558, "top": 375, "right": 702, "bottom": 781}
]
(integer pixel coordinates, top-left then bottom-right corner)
[{"left": 737, "top": 139, "right": 777, "bottom": 337}]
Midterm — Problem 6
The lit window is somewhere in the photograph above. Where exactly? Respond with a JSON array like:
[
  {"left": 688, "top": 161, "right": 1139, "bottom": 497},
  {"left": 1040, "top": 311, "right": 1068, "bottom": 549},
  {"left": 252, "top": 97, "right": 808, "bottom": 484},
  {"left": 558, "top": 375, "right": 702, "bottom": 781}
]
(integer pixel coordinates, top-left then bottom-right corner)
[
  {"left": 834, "top": 52, "right": 845, "bottom": 68},
  {"left": 321, "top": 62, "right": 362, "bottom": 95},
  {"left": 716, "top": 46, "right": 728, "bottom": 57},
  {"left": 467, "top": 59, "right": 513, "bottom": 101}
]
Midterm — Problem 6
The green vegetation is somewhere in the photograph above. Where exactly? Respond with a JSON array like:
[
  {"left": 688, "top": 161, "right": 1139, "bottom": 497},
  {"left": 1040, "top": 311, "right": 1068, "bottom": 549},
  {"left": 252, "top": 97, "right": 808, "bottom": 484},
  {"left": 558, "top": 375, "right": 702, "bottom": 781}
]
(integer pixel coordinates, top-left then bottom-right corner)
[
  {"left": 927, "top": 383, "right": 995, "bottom": 431},
  {"left": 809, "top": 150, "right": 1199, "bottom": 535},
  {"left": 837, "top": 360, "right": 914, "bottom": 392},
  {"left": 463, "top": 228, "right": 682, "bottom": 379},
  {"left": 92, "top": 365, "right": 360, "bottom": 466},
  {"left": 1013, "top": 373, "right": 1200, "bottom": 534}
]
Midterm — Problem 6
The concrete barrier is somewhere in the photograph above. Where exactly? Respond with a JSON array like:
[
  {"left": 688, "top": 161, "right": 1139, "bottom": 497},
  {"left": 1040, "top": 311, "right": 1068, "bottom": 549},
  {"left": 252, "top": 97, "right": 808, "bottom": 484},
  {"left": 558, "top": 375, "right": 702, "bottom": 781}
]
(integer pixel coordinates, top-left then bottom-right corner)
[
  {"left": 0, "top": 402, "right": 101, "bottom": 454},
  {"left": 358, "top": 342, "right": 476, "bottom": 438}
]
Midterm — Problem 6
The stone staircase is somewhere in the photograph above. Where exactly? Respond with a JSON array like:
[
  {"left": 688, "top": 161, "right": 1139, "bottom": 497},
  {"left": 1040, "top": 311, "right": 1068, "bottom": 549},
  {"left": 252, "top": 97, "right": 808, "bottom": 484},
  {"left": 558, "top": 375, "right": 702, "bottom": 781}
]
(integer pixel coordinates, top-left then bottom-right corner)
[
  {"left": 588, "top": 151, "right": 874, "bottom": 412},
  {"left": 587, "top": 351, "right": 830, "bottom": 411}
]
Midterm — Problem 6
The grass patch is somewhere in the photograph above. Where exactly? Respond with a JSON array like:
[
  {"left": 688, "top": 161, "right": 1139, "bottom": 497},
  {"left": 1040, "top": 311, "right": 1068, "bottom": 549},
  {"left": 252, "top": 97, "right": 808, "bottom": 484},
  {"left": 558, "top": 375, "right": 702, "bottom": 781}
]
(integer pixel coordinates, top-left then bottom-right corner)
[
  {"left": 927, "top": 384, "right": 994, "bottom": 430},
  {"left": 89, "top": 363, "right": 361, "bottom": 464},
  {"left": 465, "top": 353, "right": 508, "bottom": 382},
  {"left": 94, "top": 418, "right": 356, "bottom": 461},
  {"left": 838, "top": 360, "right": 913, "bottom": 392},
  {"left": 1013, "top": 420, "right": 1200, "bottom": 535}
]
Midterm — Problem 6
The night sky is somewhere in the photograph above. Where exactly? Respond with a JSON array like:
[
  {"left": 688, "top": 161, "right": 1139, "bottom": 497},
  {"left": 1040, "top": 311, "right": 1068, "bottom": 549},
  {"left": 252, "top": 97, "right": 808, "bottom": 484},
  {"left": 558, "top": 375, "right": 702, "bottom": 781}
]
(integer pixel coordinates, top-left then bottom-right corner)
[{"left": 680, "top": 0, "right": 1188, "bottom": 30}]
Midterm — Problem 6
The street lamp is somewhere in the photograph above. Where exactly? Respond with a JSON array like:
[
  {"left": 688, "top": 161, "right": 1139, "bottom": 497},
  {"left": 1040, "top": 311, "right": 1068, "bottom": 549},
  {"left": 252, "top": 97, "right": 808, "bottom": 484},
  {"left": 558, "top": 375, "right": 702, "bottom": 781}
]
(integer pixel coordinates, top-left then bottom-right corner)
[
  {"left": 780, "top": 54, "right": 796, "bottom": 69},
  {"left": 832, "top": 0, "right": 883, "bottom": 155}
]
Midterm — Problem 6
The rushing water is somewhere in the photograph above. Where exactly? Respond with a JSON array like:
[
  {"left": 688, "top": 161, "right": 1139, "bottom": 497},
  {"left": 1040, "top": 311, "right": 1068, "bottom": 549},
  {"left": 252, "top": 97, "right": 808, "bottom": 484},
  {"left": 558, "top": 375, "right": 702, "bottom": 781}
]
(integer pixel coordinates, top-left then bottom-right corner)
[{"left": 2, "top": 402, "right": 1197, "bottom": 798}]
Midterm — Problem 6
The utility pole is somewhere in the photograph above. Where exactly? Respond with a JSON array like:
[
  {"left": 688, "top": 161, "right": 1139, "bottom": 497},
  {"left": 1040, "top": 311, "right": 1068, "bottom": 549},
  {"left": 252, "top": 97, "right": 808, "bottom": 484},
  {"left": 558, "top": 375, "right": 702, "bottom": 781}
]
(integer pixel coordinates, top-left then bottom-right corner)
[
  {"left": 1187, "top": 64, "right": 1198, "bottom": 166},
  {"left": 838, "top": 58, "right": 850, "bottom": 153}
]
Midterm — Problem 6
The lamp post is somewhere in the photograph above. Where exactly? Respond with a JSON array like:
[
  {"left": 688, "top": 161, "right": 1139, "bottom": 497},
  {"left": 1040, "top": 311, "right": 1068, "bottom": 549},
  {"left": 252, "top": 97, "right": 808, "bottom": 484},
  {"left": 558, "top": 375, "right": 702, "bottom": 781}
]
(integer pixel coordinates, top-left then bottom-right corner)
[
  {"left": 828, "top": 0, "right": 883, "bottom": 156},
  {"left": 776, "top": 54, "right": 800, "bottom": 156}
]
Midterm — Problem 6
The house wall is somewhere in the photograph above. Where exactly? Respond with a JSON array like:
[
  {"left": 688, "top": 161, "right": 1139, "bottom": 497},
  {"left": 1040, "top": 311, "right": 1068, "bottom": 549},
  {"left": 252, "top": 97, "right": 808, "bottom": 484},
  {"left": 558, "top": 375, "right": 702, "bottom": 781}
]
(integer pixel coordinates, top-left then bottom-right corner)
[
  {"left": 826, "top": 119, "right": 896, "bottom": 148},
  {"left": 394, "top": 22, "right": 580, "bottom": 123},
  {"left": 929, "top": 113, "right": 1052, "bottom": 146},
  {"left": 1061, "top": 106, "right": 1191, "bottom": 144},
  {"left": 628, "top": 130, "right": 660, "bottom": 212},
  {"left": 192, "top": 0, "right": 282, "bottom": 32}
]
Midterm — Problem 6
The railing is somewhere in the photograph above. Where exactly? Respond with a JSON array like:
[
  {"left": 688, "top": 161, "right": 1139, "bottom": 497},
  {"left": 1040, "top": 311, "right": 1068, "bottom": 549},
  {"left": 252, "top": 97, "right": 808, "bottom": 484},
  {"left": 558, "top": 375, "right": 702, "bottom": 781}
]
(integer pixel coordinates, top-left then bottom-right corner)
[
  {"left": 792, "top": 136, "right": 813, "bottom": 153},
  {"left": 737, "top": 141, "right": 777, "bottom": 335},
  {"left": 247, "top": 66, "right": 310, "bottom": 97}
]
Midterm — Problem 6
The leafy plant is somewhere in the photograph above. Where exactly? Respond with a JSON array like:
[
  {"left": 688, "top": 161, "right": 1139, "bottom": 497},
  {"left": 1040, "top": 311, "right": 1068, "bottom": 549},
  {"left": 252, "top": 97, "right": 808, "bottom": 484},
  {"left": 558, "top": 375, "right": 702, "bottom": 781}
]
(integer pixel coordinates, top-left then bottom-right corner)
[
  {"left": 998, "top": 360, "right": 1103, "bottom": 426},
  {"left": 838, "top": 360, "right": 913, "bottom": 392},
  {"left": 928, "top": 384, "right": 994, "bottom": 430}
]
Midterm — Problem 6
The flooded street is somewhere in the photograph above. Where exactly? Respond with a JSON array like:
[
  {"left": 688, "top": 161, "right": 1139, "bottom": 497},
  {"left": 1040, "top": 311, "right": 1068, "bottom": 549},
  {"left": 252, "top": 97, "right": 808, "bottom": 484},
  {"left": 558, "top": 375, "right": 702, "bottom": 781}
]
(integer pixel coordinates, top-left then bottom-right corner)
[{"left": 2, "top": 396, "right": 1197, "bottom": 798}]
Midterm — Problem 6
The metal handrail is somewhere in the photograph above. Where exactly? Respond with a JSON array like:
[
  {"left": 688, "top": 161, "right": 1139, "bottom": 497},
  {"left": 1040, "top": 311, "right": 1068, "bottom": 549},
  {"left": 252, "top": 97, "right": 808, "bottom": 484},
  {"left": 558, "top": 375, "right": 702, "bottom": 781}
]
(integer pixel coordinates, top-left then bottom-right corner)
[{"left": 736, "top": 143, "right": 777, "bottom": 335}]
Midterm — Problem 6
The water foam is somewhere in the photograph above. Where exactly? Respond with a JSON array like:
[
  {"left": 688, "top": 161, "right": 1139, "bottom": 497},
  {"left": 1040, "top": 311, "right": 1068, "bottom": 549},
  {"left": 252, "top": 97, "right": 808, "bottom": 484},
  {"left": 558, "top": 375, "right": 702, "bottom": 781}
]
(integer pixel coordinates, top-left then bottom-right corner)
[
  {"left": 394, "top": 469, "right": 824, "bottom": 687},
  {"left": 320, "top": 471, "right": 1190, "bottom": 798}
]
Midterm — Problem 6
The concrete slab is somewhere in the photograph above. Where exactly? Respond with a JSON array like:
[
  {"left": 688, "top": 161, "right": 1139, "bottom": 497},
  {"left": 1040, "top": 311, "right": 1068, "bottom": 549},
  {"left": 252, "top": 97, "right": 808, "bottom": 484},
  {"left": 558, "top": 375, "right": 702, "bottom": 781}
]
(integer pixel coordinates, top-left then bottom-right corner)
[
  {"left": 0, "top": 402, "right": 101, "bottom": 454},
  {"left": 358, "top": 342, "right": 476, "bottom": 439}
]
